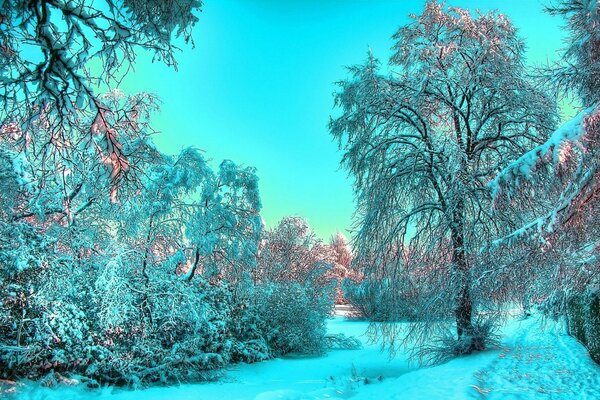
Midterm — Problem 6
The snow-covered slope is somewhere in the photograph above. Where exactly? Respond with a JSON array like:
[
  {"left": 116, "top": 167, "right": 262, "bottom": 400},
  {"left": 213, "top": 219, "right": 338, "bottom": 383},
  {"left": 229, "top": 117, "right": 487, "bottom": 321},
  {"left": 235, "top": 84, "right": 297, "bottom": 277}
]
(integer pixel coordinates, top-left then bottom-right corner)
[{"left": 7, "top": 314, "right": 600, "bottom": 400}]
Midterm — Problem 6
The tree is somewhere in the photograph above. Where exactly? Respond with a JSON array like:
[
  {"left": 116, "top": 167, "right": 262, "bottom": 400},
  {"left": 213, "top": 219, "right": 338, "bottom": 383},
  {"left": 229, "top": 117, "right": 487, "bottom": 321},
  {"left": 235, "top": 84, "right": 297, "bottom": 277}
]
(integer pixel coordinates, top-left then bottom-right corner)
[
  {"left": 330, "top": 1, "right": 556, "bottom": 358},
  {"left": 0, "top": 0, "right": 202, "bottom": 196},
  {"left": 489, "top": 0, "right": 600, "bottom": 314},
  {"left": 0, "top": 90, "right": 267, "bottom": 383},
  {"left": 252, "top": 217, "right": 336, "bottom": 355},
  {"left": 545, "top": 0, "right": 600, "bottom": 105},
  {"left": 0, "top": 0, "right": 201, "bottom": 122},
  {"left": 329, "top": 232, "right": 353, "bottom": 270},
  {"left": 327, "top": 232, "right": 355, "bottom": 304},
  {"left": 255, "top": 217, "right": 333, "bottom": 286}
]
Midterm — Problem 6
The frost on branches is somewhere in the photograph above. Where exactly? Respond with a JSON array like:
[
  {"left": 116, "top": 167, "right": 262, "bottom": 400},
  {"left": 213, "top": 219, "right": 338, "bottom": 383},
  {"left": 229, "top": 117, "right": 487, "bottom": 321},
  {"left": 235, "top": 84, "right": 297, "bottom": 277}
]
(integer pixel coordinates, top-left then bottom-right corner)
[
  {"left": 489, "top": 106, "right": 599, "bottom": 246},
  {"left": 546, "top": 0, "right": 600, "bottom": 105},
  {"left": 0, "top": 0, "right": 202, "bottom": 196},
  {"left": 0, "top": 0, "right": 201, "bottom": 119},
  {"left": 488, "top": 103, "right": 600, "bottom": 364},
  {"left": 330, "top": 1, "right": 556, "bottom": 362},
  {"left": 252, "top": 217, "right": 338, "bottom": 355},
  {"left": 486, "top": 0, "right": 599, "bottom": 363},
  {"left": 0, "top": 92, "right": 335, "bottom": 385}
]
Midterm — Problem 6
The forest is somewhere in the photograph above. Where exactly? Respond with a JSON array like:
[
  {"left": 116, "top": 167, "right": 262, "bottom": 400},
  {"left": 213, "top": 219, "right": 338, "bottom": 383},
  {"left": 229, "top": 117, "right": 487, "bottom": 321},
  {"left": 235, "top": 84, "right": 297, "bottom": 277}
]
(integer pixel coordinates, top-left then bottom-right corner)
[{"left": 0, "top": 0, "right": 599, "bottom": 399}]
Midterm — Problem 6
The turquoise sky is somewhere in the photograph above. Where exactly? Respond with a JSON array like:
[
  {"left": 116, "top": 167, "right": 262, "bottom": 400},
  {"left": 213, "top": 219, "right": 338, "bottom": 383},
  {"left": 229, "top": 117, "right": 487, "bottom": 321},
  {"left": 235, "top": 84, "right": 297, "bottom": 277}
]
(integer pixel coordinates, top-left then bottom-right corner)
[{"left": 120, "top": 0, "right": 567, "bottom": 240}]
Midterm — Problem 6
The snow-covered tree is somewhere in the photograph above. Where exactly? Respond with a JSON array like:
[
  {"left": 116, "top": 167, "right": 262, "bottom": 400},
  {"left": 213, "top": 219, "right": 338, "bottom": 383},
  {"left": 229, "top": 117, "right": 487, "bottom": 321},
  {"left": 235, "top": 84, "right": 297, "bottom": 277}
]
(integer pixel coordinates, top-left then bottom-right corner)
[
  {"left": 0, "top": 0, "right": 202, "bottom": 201},
  {"left": 545, "top": 0, "right": 600, "bottom": 105},
  {"left": 489, "top": 0, "right": 600, "bottom": 314},
  {"left": 330, "top": 1, "right": 556, "bottom": 358},
  {"left": 327, "top": 232, "right": 356, "bottom": 304},
  {"left": 329, "top": 232, "right": 353, "bottom": 270},
  {"left": 0, "top": 0, "right": 201, "bottom": 125},
  {"left": 2, "top": 89, "right": 160, "bottom": 212},
  {"left": 0, "top": 88, "right": 268, "bottom": 383},
  {"left": 256, "top": 217, "right": 332, "bottom": 285}
]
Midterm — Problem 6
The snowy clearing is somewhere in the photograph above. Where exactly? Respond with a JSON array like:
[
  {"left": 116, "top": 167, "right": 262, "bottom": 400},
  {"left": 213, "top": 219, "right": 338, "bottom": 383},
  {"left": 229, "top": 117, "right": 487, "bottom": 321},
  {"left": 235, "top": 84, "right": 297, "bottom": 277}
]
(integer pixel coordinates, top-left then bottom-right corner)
[{"left": 6, "top": 313, "right": 600, "bottom": 400}]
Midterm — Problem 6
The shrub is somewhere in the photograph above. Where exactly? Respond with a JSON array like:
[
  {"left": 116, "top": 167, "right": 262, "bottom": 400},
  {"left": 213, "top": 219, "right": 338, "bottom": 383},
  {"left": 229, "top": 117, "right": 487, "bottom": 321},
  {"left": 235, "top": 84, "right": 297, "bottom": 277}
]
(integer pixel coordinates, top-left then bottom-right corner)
[
  {"left": 1, "top": 260, "right": 249, "bottom": 385},
  {"left": 567, "top": 295, "right": 587, "bottom": 346},
  {"left": 253, "top": 282, "right": 334, "bottom": 356},
  {"left": 417, "top": 317, "right": 501, "bottom": 365},
  {"left": 227, "top": 299, "right": 272, "bottom": 364},
  {"left": 585, "top": 290, "right": 600, "bottom": 364},
  {"left": 343, "top": 278, "right": 444, "bottom": 322}
]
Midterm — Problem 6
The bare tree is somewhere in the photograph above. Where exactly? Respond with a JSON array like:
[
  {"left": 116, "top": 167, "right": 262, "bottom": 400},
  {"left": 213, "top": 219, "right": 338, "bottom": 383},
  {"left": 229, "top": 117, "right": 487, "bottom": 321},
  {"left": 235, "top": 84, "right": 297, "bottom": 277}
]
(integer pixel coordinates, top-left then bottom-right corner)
[{"left": 330, "top": 1, "right": 556, "bottom": 358}]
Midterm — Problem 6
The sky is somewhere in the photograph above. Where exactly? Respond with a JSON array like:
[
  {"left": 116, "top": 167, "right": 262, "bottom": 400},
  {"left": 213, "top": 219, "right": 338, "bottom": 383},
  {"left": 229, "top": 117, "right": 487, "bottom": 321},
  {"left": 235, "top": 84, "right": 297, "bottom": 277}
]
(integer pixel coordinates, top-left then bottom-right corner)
[{"left": 119, "top": 0, "right": 568, "bottom": 240}]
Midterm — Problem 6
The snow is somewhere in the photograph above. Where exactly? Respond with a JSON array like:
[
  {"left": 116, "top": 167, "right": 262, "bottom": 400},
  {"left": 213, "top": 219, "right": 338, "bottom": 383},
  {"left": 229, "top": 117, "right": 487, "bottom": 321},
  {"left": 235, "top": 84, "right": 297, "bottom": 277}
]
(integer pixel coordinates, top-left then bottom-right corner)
[
  {"left": 7, "top": 314, "right": 600, "bottom": 400},
  {"left": 475, "top": 317, "right": 600, "bottom": 399},
  {"left": 489, "top": 106, "right": 597, "bottom": 197}
]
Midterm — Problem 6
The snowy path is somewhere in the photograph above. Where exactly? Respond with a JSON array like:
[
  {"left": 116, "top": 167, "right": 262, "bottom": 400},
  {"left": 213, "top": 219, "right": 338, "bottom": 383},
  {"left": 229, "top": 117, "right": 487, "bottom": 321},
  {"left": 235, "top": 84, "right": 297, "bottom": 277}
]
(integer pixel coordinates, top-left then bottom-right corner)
[
  {"left": 9, "top": 315, "right": 600, "bottom": 400},
  {"left": 473, "top": 317, "right": 600, "bottom": 399}
]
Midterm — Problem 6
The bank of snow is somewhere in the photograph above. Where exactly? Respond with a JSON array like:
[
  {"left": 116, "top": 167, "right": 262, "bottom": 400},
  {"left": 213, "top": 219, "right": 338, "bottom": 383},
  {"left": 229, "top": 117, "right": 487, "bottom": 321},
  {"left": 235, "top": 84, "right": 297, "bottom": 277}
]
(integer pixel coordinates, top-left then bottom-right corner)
[{"left": 8, "top": 314, "right": 600, "bottom": 400}]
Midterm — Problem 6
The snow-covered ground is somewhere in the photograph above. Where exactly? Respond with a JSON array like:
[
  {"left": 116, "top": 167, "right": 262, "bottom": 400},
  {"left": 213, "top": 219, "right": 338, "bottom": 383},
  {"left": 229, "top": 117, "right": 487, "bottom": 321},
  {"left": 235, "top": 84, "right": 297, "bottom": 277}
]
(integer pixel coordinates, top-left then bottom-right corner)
[{"left": 6, "top": 313, "right": 600, "bottom": 400}]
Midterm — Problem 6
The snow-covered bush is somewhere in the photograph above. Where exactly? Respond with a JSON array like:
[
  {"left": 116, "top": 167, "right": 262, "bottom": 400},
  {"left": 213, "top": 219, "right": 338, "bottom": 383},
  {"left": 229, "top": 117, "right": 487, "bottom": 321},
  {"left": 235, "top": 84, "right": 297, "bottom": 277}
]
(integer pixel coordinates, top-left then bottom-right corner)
[
  {"left": 343, "top": 279, "right": 388, "bottom": 320},
  {"left": 0, "top": 276, "right": 41, "bottom": 378},
  {"left": 0, "top": 166, "right": 57, "bottom": 378},
  {"left": 1, "top": 255, "right": 268, "bottom": 385},
  {"left": 342, "top": 254, "right": 453, "bottom": 322},
  {"left": 84, "top": 277, "right": 237, "bottom": 385},
  {"left": 0, "top": 102, "right": 343, "bottom": 386},
  {"left": 0, "top": 256, "right": 98, "bottom": 380},
  {"left": 253, "top": 217, "right": 337, "bottom": 355},
  {"left": 417, "top": 317, "right": 501, "bottom": 365},
  {"left": 227, "top": 300, "right": 272, "bottom": 364},
  {"left": 343, "top": 278, "right": 429, "bottom": 321},
  {"left": 253, "top": 282, "right": 334, "bottom": 355},
  {"left": 326, "top": 232, "right": 355, "bottom": 305},
  {"left": 567, "top": 295, "right": 588, "bottom": 345},
  {"left": 0, "top": 98, "right": 272, "bottom": 384},
  {"left": 587, "top": 291, "right": 600, "bottom": 364}
]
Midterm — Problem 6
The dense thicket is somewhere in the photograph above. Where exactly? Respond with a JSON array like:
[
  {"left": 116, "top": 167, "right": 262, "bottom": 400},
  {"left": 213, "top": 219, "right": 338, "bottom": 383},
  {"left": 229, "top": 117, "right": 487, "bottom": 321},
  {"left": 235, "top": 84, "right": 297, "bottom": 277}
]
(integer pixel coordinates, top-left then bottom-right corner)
[
  {"left": 0, "top": 0, "right": 347, "bottom": 386},
  {"left": 0, "top": 91, "right": 337, "bottom": 386}
]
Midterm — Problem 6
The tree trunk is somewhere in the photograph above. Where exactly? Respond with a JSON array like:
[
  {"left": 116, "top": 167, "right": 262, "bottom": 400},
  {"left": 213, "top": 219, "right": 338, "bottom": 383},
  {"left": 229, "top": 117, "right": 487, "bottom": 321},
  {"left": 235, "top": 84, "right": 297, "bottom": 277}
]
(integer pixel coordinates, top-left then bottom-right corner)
[
  {"left": 451, "top": 203, "right": 473, "bottom": 342},
  {"left": 140, "top": 215, "right": 155, "bottom": 328}
]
